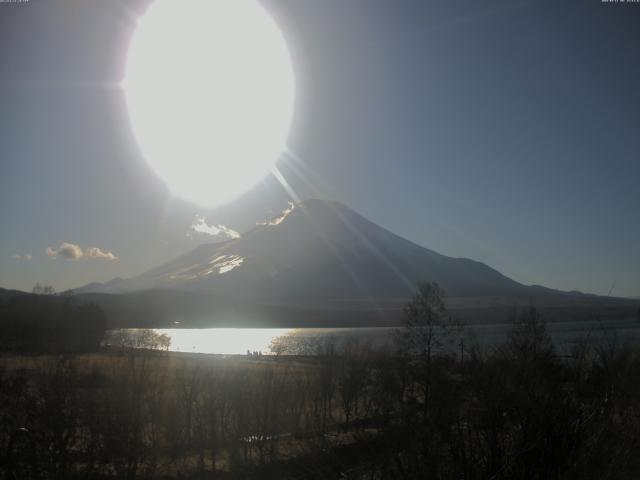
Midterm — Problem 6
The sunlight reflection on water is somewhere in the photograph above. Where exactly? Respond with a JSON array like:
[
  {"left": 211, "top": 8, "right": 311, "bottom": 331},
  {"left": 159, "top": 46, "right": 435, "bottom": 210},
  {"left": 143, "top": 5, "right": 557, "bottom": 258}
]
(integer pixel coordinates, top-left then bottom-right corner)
[{"left": 154, "top": 328, "right": 295, "bottom": 354}]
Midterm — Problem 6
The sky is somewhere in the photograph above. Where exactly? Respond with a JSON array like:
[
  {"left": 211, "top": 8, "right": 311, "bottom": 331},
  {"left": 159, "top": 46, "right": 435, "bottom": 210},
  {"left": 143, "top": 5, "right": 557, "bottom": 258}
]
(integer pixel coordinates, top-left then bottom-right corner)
[{"left": 0, "top": 0, "right": 639, "bottom": 297}]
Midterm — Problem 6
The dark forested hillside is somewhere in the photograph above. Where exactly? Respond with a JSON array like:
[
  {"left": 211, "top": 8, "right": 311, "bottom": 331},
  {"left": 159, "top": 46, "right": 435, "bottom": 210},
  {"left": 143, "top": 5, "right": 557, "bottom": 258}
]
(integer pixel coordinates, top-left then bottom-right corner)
[{"left": 0, "top": 292, "right": 106, "bottom": 352}]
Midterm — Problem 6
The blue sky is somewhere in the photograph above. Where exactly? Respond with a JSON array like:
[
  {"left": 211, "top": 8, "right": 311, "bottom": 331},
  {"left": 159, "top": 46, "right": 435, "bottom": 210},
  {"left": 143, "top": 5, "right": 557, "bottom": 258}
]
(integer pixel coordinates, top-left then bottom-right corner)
[{"left": 1, "top": 0, "right": 639, "bottom": 297}]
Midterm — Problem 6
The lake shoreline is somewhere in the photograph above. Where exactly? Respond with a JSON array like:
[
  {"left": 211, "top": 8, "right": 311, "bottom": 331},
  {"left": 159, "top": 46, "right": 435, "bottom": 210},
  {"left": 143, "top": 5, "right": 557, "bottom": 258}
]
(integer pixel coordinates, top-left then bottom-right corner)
[{"left": 105, "top": 317, "right": 640, "bottom": 356}]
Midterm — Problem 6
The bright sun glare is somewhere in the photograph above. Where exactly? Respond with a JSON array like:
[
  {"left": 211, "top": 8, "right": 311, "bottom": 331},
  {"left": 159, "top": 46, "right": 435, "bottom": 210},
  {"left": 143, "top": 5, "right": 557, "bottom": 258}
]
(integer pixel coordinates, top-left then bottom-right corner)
[{"left": 124, "top": 0, "right": 295, "bottom": 206}]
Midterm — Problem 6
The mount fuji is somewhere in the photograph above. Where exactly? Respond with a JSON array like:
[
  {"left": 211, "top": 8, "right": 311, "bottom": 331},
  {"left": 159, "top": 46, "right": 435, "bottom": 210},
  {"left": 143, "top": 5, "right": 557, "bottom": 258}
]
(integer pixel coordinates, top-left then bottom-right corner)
[{"left": 74, "top": 199, "right": 637, "bottom": 327}]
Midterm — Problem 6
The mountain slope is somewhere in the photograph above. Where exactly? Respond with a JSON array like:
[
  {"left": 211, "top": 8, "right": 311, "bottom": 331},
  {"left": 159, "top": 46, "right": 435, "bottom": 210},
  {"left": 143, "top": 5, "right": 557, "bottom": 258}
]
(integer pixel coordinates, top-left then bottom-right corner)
[{"left": 88, "top": 199, "right": 537, "bottom": 304}]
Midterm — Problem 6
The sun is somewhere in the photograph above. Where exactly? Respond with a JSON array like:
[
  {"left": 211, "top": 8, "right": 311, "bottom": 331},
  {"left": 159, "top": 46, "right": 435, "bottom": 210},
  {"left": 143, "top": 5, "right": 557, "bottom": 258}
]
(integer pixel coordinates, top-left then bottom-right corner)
[{"left": 123, "top": 0, "right": 295, "bottom": 206}]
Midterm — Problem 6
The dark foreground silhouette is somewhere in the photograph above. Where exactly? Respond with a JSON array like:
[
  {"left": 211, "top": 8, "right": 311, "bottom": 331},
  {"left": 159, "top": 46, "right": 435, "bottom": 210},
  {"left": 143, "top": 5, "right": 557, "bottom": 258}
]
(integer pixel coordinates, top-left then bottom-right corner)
[{"left": 0, "top": 286, "right": 639, "bottom": 479}]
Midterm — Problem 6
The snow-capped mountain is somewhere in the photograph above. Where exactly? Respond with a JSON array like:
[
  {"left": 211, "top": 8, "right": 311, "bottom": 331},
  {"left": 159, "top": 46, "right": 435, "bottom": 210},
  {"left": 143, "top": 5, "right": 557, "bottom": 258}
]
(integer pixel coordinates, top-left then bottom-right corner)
[{"left": 81, "top": 199, "right": 536, "bottom": 305}]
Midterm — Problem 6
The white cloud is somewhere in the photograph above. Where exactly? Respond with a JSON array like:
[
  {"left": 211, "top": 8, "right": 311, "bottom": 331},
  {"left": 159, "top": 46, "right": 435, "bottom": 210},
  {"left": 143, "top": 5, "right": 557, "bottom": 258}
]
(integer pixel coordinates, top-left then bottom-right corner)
[
  {"left": 258, "top": 201, "right": 296, "bottom": 226},
  {"left": 11, "top": 253, "right": 32, "bottom": 261},
  {"left": 46, "top": 242, "right": 118, "bottom": 261},
  {"left": 190, "top": 215, "right": 241, "bottom": 240},
  {"left": 84, "top": 247, "right": 118, "bottom": 261},
  {"left": 46, "top": 242, "right": 84, "bottom": 260}
]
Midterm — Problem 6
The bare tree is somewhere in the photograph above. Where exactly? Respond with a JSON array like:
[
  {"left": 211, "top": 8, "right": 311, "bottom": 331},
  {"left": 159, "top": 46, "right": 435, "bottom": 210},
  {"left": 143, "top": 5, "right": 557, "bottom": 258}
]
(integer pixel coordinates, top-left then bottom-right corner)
[
  {"left": 337, "top": 338, "right": 369, "bottom": 430},
  {"left": 398, "top": 282, "right": 446, "bottom": 356},
  {"left": 32, "top": 283, "right": 55, "bottom": 295},
  {"left": 396, "top": 282, "right": 451, "bottom": 417}
]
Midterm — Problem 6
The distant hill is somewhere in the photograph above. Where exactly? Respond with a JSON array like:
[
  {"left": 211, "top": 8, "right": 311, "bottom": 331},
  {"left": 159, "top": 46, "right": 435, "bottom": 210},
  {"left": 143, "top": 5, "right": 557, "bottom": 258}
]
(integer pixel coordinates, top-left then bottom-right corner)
[
  {"left": 70, "top": 277, "right": 124, "bottom": 295},
  {"left": 0, "top": 287, "right": 31, "bottom": 303}
]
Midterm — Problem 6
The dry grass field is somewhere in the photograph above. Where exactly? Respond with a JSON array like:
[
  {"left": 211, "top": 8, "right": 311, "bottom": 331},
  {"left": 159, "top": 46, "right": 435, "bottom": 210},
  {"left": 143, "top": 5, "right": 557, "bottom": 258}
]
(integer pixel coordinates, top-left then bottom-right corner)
[{"left": 2, "top": 309, "right": 640, "bottom": 479}]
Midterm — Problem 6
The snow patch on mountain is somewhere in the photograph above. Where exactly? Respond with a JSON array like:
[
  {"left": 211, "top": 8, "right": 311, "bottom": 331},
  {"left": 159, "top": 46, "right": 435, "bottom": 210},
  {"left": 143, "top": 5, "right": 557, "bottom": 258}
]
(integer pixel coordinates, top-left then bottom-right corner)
[{"left": 258, "top": 202, "right": 295, "bottom": 226}]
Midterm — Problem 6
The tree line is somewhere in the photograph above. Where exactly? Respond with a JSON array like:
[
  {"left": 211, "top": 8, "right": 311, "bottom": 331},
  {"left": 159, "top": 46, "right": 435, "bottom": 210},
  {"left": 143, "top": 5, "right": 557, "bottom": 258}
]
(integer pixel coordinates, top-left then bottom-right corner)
[{"left": 0, "top": 290, "right": 106, "bottom": 353}]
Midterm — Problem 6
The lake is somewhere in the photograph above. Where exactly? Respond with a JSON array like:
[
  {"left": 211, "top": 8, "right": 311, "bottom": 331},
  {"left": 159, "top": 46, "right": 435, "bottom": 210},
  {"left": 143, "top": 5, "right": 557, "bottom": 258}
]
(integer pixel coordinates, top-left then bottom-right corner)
[{"left": 105, "top": 317, "right": 640, "bottom": 355}]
